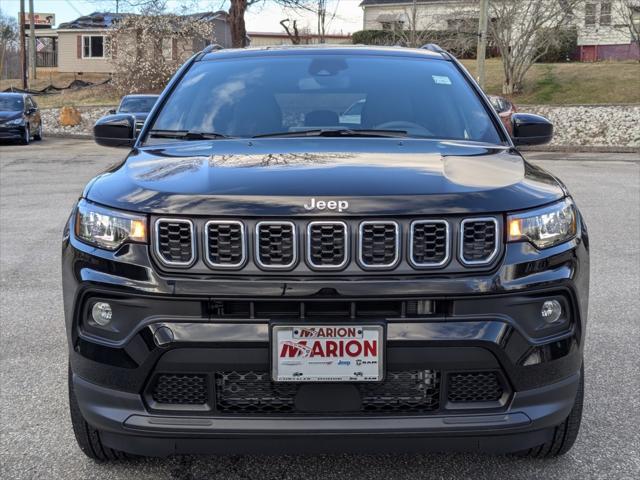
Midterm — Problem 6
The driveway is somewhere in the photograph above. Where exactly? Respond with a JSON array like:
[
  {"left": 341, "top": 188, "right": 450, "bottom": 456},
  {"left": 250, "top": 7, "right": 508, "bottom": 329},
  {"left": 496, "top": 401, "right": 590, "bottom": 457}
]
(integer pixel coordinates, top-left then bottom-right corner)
[{"left": 1, "top": 138, "right": 638, "bottom": 479}]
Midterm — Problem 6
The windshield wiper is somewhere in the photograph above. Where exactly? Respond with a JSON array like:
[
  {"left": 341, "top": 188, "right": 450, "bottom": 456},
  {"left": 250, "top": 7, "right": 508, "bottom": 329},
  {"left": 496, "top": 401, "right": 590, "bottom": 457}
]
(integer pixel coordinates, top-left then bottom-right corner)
[
  {"left": 149, "top": 129, "right": 233, "bottom": 140},
  {"left": 253, "top": 128, "right": 408, "bottom": 139}
]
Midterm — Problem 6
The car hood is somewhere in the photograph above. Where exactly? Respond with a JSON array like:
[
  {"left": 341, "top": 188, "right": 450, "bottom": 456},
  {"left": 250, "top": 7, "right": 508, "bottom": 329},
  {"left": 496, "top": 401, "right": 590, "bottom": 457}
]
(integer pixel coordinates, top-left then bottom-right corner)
[
  {"left": 86, "top": 138, "right": 566, "bottom": 216},
  {"left": 0, "top": 111, "right": 23, "bottom": 122}
]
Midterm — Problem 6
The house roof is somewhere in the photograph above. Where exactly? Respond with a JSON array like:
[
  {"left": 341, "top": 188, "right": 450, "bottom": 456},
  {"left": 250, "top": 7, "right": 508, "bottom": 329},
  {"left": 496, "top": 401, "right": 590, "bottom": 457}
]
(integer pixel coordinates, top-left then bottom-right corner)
[
  {"left": 57, "top": 10, "right": 227, "bottom": 30},
  {"left": 57, "top": 12, "right": 127, "bottom": 29}
]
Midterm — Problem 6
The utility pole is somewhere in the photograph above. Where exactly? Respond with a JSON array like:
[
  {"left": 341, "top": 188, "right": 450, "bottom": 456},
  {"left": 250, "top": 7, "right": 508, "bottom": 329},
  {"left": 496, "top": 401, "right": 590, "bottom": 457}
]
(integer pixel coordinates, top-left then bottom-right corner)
[
  {"left": 476, "top": 0, "right": 489, "bottom": 89},
  {"left": 29, "top": 0, "right": 37, "bottom": 82},
  {"left": 19, "top": 0, "right": 27, "bottom": 89}
]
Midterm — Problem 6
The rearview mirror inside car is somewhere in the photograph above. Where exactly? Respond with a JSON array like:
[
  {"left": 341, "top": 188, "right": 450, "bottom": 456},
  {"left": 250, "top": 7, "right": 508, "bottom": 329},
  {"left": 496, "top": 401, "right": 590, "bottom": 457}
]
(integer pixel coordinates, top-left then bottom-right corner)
[
  {"left": 94, "top": 114, "right": 136, "bottom": 148},
  {"left": 511, "top": 113, "right": 553, "bottom": 146}
]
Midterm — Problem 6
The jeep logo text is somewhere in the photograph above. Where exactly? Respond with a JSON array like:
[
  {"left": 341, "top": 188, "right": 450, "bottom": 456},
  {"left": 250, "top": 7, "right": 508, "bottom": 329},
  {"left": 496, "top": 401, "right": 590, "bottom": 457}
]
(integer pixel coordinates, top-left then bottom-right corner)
[{"left": 303, "top": 198, "right": 349, "bottom": 212}]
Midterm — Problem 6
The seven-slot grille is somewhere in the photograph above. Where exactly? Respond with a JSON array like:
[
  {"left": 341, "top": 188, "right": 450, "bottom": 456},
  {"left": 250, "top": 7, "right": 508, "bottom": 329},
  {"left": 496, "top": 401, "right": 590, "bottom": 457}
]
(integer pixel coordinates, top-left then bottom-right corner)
[
  {"left": 155, "top": 219, "right": 195, "bottom": 266},
  {"left": 152, "top": 217, "right": 500, "bottom": 271},
  {"left": 255, "top": 221, "right": 297, "bottom": 269},
  {"left": 205, "top": 221, "right": 245, "bottom": 268},
  {"left": 460, "top": 218, "right": 499, "bottom": 265},
  {"left": 410, "top": 220, "right": 449, "bottom": 267},
  {"left": 307, "top": 221, "right": 348, "bottom": 269},
  {"left": 359, "top": 221, "right": 400, "bottom": 269}
]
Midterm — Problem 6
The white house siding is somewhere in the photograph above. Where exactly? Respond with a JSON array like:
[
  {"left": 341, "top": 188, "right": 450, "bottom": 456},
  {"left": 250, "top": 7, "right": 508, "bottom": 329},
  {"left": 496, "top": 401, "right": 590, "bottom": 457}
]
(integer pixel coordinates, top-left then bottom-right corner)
[
  {"left": 362, "top": 1, "right": 476, "bottom": 31},
  {"left": 57, "top": 30, "right": 114, "bottom": 73}
]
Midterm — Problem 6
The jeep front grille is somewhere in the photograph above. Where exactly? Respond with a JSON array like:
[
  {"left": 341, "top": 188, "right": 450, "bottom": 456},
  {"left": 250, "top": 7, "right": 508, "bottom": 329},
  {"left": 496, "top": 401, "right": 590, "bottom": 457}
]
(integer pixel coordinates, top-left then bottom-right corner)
[
  {"left": 151, "top": 217, "right": 500, "bottom": 273},
  {"left": 307, "top": 221, "right": 348, "bottom": 269},
  {"left": 255, "top": 221, "right": 297, "bottom": 269},
  {"left": 410, "top": 220, "right": 449, "bottom": 267},
  {"left": 154, "top": 219, "right": 195, "bottom": 266},
  {"left": 359, "top": 221, "right": 399, "bottom": 269},
  {"left": 151, "top": 374, "right": 207, "bottom": 405},
  {"left": 460, "top": 218, "right": 499, "bottom": 265},
  {"left": 205, "top": 221, "right": 245, "bottom": 268}
]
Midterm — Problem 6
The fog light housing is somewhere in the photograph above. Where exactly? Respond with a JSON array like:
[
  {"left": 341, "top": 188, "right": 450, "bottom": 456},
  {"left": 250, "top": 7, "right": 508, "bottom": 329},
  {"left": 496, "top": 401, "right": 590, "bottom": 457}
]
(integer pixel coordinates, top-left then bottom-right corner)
[
  {"left": 541, "top": 300, "right": 562, "bottom": 324},
  {"left": 91, "top": 302, "right": 113, "bottom": 326}
]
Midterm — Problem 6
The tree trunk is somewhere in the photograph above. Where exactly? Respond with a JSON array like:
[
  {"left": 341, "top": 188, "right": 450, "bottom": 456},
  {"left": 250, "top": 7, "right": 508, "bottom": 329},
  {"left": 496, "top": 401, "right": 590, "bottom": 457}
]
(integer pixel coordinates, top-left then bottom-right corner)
[{"left": 229, "top": 0, "right": 248, "bottom": 48}]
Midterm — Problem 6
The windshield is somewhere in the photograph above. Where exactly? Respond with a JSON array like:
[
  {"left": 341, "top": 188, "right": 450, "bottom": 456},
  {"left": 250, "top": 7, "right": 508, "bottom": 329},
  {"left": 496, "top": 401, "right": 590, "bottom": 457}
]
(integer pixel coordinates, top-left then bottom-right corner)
[
  {"left": 149, "top": 55, "right": 502, "bottom": 143},
  {"left": 0, "top": 96, "right": 24, "bottom": 111},
  {"left": 119, "top": 96, "right": 157, "bottom": 113}
]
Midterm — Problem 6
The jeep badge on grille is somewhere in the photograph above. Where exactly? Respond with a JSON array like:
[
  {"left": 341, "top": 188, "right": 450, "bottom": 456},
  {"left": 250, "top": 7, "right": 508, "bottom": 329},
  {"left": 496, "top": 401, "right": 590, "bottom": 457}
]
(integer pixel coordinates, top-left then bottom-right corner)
[{"left": 303, "top": 198, "right": 349, "bottom": 212}]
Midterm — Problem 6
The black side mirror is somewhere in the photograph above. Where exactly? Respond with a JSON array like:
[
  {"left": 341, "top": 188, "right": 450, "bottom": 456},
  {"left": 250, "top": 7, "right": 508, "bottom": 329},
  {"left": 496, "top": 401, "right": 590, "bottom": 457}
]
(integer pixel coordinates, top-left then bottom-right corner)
[
  {"left": 26, "top": 107, "right": 37, "bottom": 115},
  {"left": 94, "top": 114, "right": 136, "bottom": 148},
  {"left": 511, "top": 113, "right": 553, "bottom": 146},
  {"left": 108, "top": 109, "right": 117, "bottom": 114}
]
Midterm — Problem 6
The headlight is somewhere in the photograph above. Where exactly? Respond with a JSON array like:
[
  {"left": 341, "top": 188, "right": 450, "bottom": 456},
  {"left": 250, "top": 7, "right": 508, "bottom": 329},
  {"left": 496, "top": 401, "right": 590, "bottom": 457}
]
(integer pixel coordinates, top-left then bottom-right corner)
[
  {"left": 507, "top": 198, "right": 576, "bottom": 249},
  {"left": 4, "top": 118, "right": 24, "bottom": 126},
  {"left": 75, "top": 199, "right": 147, "bottom": 250}
]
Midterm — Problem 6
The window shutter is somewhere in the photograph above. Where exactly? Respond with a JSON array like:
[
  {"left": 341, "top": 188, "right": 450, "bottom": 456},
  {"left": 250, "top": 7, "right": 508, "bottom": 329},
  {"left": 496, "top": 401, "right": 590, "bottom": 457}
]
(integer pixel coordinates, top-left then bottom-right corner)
[
  {"left": 110, "top": 38, "right": 116, "bottom": 58},
  {"left": 77, "top": 35, "right": 82, "bottom": 58},
  {"left": 172, "top": 38, "right": 177, "bottom": 60}
]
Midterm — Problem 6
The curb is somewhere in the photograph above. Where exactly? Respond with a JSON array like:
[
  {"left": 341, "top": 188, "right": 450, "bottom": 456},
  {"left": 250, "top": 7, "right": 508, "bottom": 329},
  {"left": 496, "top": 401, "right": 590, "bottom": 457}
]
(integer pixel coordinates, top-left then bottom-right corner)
[
  {"left": 45, "top": 132, "right": 93, "bottom": 140},
  {"left": 520, "top": 145, "right": 640, "bottom": 154}
]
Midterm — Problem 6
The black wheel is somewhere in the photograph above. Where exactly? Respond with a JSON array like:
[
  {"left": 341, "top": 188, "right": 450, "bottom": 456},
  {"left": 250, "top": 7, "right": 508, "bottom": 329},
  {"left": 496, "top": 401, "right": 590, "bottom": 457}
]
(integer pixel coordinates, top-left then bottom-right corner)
[
  {"left": 21, "top": 125, "right": 30, "bottom": 145},
  {"left": 68, "top": 364, "right": 133, "bottom": 461},
  {"left": 516, "top": 364, "right": 584, "bottom": 458},
  {"left": 34, "top": 123, "right": 43, "bottom": 140}
]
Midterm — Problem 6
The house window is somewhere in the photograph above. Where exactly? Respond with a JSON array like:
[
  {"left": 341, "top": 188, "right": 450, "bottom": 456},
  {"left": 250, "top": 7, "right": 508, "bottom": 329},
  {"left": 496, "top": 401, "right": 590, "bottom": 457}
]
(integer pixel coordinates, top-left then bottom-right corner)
[
  {"left": 381, "top": 21, "right": 403, "bottom": 31},
  {"left": 83, "top": 35, "right": 105, "bottom": 58},
  {"left": 585, "top": 3, "right": 597, "bottom": 26},
  {"left": 600, "top": 2, "right": 612, "bottom": 26}
]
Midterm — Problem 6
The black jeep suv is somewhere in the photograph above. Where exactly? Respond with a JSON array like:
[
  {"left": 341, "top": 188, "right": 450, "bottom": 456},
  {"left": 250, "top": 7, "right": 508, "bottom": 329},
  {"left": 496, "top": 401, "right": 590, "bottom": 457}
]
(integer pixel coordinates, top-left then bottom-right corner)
[{"left": 63, "top": 45, "right": 588, "bottom": 460}]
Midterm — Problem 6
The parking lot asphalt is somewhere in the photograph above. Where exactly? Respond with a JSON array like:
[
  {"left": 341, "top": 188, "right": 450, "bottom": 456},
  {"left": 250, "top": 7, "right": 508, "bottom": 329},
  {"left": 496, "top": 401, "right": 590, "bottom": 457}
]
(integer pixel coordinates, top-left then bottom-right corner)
[{"left": 1, "top": 138, "right": 639, "bottom": 480}]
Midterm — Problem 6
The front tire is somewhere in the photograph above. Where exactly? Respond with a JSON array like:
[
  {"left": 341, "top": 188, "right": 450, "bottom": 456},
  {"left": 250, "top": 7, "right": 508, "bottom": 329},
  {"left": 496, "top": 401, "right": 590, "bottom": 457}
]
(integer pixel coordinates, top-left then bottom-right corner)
[
  {"left": 517, "top": 364, "right": 584, "bottom": 458},
  {"left": 21, "top": 125, "right": 30, "bottom": 145},
  {"left": 68, "top": 365, "right": 133, "bottom": 461}
]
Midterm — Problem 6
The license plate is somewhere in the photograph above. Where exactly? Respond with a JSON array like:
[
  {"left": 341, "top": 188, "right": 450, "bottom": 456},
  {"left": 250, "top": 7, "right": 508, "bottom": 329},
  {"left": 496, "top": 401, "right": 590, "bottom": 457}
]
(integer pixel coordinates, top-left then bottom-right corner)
[{"left": 271, "top": 324, "right": 384, "bottom": 382}]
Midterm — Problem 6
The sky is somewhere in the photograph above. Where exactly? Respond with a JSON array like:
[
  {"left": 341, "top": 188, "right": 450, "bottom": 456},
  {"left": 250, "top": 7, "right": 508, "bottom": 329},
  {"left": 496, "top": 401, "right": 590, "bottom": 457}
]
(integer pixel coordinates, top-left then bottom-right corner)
[{"left": 0, "top": 0, "right": 364, "bottom": 34}]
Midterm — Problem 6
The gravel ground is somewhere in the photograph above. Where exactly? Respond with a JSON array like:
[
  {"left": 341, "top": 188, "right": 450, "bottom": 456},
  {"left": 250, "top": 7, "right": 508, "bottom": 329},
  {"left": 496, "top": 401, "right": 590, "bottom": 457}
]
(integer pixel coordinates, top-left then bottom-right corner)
[
  {"left": 1, "top": 139, "right": 639, "bottom": 479},
  {"left": 40, "top": 104, "right": 640, "bottom": 148}
]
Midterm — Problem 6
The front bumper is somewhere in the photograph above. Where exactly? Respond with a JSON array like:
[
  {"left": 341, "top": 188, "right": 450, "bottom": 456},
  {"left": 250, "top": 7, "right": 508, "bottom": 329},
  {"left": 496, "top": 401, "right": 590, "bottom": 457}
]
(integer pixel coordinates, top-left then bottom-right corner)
[
  {"left": 62, "top": 213, "right": 589, "bottom": 455},
  {"left": 0, "top": 126, "right": 25, "bottom": 140}
]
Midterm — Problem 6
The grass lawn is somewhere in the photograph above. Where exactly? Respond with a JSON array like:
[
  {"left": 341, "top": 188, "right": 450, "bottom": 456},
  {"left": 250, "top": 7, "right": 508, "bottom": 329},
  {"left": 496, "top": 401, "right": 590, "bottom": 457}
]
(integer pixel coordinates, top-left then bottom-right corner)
[
  {"left": 0, "top": 72, "right": 120, "bottom": 108},
  {"left": 1, "top": 60, "right": 639, "bottom": 107},
  {"left": 461, "top": 58, "right": 640, "bottom": 105}
]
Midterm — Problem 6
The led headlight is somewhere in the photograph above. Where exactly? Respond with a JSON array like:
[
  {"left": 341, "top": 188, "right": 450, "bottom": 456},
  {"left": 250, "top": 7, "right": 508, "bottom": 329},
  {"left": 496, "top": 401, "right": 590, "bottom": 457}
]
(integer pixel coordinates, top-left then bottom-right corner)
[
  {"left": 75, "top": 199, "right": 147, "bottom": 250},
  {"left": 4, "top": 118, "right": 24, "bottom": 126},
  {"left": 507, "top": 198, "right": 576, "bottom": 249}
]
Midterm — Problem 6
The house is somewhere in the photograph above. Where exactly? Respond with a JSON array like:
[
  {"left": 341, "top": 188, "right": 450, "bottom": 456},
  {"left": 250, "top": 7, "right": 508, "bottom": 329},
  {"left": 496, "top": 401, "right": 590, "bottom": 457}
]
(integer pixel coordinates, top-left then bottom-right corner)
[
  {"left": 577, "top": 1, "right": 640, "bottom": 61},
  {"left": 359, "top": 0, "right": 640, "bottom": 61},
  {"left": 248, "top": 31, "right": 352, "bottom": 46},
  {"left": 53, "top": 11, "right": 233, "bottom": 74},
  {"left": 360, "top": 0, "right": 477, "bottom": 32}
]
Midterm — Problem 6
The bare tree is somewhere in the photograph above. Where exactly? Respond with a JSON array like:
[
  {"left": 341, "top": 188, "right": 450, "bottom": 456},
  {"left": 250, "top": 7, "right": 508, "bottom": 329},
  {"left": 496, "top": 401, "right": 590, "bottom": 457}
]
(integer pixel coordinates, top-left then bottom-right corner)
[
  {"left": 108, "top": 13, "right": 214, "bottom": 94},
  {"left": 0, "top": 9, "right": 19, "bottom": 79},
  {"left": 280, "top": 18, "right": 302, "bottom": 44},
  {"left": 228, "top": 0, "right": 322, "bottom": 48},
  {"left": 391, "top": 0, "right": 436, "bottom": 48},
  {"left": 489, "top": 0, "right": 583, "bottom": 94},
  {"left": 613, "top": 0, "right": 640, "bottom": 60}
]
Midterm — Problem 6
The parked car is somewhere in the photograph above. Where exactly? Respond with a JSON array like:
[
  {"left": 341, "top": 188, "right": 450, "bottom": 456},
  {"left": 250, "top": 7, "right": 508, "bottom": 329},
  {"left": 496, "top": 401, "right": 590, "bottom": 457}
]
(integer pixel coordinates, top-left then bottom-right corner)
[
  {"left": 0, "top": 92, "right": 42, "bottom": 144},
  {"left": 488, "top": 95, "right": 517, "bottom": 134},
  {"left": 66, "top": 45, "right": 587, "bottom": 461},
  {"left": 109, "top": 94, "right": 159, "bottom": 133}
]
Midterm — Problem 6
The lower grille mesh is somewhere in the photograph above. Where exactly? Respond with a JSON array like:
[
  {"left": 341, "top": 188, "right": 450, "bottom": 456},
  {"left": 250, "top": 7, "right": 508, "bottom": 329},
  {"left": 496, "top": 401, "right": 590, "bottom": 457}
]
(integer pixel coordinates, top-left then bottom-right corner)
[
  {"left": 214, "top": 370, "right": 440, "bottom": 415},
  {"left": 151, "top": 374, "right": 207, "bottom": 405},
  {"left": 447, "top": 372, "right": 503, "bottom": 402}
]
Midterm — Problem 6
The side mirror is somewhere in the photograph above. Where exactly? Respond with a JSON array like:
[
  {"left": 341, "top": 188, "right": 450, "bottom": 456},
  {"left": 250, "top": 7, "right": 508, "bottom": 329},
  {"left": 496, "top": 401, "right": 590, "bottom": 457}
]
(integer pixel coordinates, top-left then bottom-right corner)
[
  {"left": 94, "top": 114, "right": 136, "bottom": 148},
  {"left": 26, "top": 107, "right": 37, "bottom": 115},
  {"left": 108, "top": 108, "right": 117, "bottom": 114},
  {"left": 511, "top": 113, "right": 553, "bottom": 146}
]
